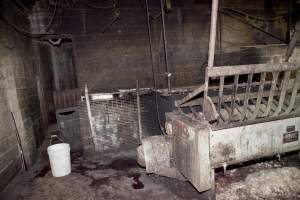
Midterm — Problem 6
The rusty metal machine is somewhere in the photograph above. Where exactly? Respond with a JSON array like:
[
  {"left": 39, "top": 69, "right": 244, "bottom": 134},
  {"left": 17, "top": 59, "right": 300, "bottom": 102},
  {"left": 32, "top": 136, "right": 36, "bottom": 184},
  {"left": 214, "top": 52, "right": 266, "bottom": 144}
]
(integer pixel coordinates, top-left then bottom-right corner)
[{"left": 137, "top": 0, "right": 300, "bottom": 198}]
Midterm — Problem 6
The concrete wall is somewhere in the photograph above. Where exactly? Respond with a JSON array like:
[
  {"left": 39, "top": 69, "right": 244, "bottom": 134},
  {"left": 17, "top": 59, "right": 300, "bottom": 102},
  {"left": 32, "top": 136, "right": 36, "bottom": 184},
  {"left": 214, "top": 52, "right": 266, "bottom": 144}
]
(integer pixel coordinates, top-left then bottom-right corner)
[{"left": 0, "top": 2, "right": 45, "bottom": 190}]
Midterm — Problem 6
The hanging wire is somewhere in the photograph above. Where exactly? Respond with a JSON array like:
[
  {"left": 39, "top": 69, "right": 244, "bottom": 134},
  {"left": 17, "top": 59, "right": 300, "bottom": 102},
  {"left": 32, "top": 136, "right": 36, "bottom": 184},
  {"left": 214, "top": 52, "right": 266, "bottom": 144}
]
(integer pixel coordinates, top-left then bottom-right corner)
[
  {"left": 83, "top": 0, "right": 119, "bottom": 9},
  {"left": 14, "top": 0, "right": 28, "bottom": 11},
  {"left": 145, "top": 0, "right": 166, "bottom": 135},
  {"left": 4, "top": 0, "right": 28, "bottom": 16},
  {"left": 0, "top": 0, "right": 59, "bottom": 38},
  {"left": 138, "top": 0, "right": 161, "bottom": 20}
]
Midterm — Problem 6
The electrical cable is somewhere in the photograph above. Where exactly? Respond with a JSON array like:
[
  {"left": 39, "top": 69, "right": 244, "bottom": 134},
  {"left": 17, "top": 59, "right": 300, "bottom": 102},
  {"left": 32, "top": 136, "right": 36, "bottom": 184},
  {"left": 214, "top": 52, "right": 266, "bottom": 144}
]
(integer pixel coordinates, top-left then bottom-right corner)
[
  {"left": 0, "top": 0, "right": 58, "bottom": 38},
  {"left": 100, "top": 13, "right": 120, "bottom": 33},
  {"left": 83, "top": 0, "right": 119, "bottom": 9},
  {"left": 91, "top": 0, "right": 120, "bottom": 33},
  {"left": 145, "top": 0, "right": 166, "bottom": 135},
  {"left": 138, "top": 0, "right": 161, "bottom": 20}
]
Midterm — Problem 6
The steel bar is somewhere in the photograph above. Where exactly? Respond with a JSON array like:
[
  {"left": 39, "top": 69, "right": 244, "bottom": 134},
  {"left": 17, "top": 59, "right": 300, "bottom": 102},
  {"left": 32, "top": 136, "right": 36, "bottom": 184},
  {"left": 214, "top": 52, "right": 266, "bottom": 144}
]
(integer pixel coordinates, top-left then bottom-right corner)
[
  {"left": 204, "top": 0, "right": 219, "bottom": 118},
  {"left": 251, "top": 72, "right": 266, "bottom": 119},
  {"left": 218, "top": 76, "right": 225, "bottom": 114},
  {"left": 242, "top": 73, "right": 253, "bottom": 121},
  {"left": 230, "top": 75, "right": 239, "bottom": 121},
  {"left": 84, "top": 84, "right": 97, "bottom": 150},
  {"left": 207, "top": 63, "right": 296, "bottom": 77},
  {"left": 284, "top": 70, "right": 300, "bottom": 114},
  {"left": 273, "top": 71, "right": 291, "bottom": 116},
  {"left": 208, "top": 0, "right": 219, "bottom": 68},
  {"left": 264, "top": 72, "right": 279, "bottom": 117},
  {"left": 11, "top": 112, "right": 27, "bottom": 171},
  {"left": 136, "top": 80, "right": 143, "bottom": 143}
]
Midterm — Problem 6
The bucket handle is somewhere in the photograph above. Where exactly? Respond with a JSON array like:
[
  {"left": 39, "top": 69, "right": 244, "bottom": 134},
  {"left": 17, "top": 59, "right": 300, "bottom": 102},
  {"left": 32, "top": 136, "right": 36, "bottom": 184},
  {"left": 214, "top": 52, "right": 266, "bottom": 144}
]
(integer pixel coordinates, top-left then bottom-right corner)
[{"left": 50, "top": 135, "right": 64, "bottom": 145}]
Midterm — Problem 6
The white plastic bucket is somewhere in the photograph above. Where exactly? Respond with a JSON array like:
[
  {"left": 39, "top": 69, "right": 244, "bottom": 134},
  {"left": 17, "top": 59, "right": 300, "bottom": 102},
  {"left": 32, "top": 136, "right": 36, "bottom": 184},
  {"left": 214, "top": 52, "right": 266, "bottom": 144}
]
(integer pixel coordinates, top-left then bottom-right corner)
[{"left": 47, "top": 143, "right": 71, "bottom": 177}]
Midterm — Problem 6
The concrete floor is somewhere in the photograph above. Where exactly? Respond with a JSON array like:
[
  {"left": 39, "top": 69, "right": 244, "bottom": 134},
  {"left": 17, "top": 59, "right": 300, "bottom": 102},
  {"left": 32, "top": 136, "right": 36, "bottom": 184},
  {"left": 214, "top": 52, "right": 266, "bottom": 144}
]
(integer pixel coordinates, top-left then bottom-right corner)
[{"left": 1, "top": 146, "right": 300, "bottom": 200}]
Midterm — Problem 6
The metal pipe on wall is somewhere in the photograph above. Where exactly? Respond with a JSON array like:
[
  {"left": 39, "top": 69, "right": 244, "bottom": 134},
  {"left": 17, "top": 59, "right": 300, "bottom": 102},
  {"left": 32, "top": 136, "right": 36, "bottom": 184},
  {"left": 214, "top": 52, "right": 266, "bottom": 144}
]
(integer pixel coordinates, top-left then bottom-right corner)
[{"left": 159, "top": 0, "right": 171, "bottom": 93}]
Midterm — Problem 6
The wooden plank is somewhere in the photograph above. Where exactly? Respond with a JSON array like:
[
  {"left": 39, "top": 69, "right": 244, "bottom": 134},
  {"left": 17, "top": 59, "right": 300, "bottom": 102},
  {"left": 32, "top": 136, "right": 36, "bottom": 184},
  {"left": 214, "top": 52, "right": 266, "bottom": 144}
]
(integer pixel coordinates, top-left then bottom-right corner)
[
  {"left": 284, "top": 70, "right": 300, "bottom": 114},
  {"left": 207, "top": 62, "right": 297, "bottom": 77},
  {"left": 273, "top": 71, "right": 291, "bottom": 116},
  {"left": 263, "top": 72, "right": 279, "bottom": 117},
  {"left": 175, "top": 84, "right": 205, "bottom": 107},
  {"left": 251, "top": 72, "right": 266, "bottom": 120}
]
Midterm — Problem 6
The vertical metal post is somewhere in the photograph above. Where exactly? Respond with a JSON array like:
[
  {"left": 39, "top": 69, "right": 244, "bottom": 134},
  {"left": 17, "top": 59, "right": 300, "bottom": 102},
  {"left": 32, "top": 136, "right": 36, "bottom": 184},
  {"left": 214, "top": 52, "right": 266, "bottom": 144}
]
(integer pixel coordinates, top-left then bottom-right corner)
[
  {"left": 85, "top": 84, "right": 97, "bottom": 151},
  {"left": 160, "top": 0, "right": 171, "bottom": 93},
  {"left": 206, "top": 2, "right": 218, "bottom": 193},
  {"left": 208, "top": 0, "right": 219, "bottom": 68},
  {"left": 136, "top": 80, "right": 143, "bottom": 143},
  {"left": 204, "top": 0, "right": 219, "bottom": 97}
]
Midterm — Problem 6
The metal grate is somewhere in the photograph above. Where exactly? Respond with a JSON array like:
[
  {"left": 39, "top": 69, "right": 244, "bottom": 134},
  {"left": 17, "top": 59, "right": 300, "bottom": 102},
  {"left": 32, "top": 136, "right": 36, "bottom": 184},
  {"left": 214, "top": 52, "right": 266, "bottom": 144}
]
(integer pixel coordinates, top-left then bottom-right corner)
[{"left": 79, "top": 91, "right": 161, "bottom": 153}]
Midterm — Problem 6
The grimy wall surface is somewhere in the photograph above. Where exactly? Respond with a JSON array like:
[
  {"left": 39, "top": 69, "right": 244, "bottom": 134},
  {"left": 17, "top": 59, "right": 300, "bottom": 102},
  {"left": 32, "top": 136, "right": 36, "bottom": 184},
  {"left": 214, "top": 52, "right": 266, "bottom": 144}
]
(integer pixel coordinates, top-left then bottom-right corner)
[
  {"left": 0, "top": 2, "right": 44, "bottom": 190},
  {"left": 32, "top": 0, "right": 290, "bottom": 92}
]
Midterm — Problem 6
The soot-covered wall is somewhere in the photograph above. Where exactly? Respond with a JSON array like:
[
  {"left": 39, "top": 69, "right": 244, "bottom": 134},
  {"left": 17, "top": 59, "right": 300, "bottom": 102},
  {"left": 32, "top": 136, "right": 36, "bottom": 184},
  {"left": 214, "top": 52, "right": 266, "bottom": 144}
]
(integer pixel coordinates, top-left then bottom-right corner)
[
  {"left": 34, "top": 0, "right": 290, "bottom": 92},
  {"left": 0, "top": 1, "right": 46, "bottom": 190}
]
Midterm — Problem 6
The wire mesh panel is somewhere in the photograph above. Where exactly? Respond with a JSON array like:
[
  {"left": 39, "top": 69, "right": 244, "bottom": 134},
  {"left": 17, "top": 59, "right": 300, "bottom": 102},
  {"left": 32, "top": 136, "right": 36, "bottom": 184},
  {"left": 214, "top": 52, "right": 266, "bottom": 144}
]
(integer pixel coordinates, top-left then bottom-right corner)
[{"left": 79, "top": 91, "right": 161, "bottom": 153}]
